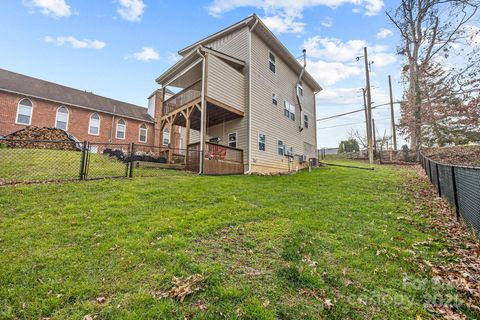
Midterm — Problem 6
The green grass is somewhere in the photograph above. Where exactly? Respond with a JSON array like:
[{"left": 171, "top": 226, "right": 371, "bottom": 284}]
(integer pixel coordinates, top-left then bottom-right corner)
[
  {"left": 0, "top": 148, "right": 129, "bottom": 182},
  {"left": 0, "top": 161, "right": 471, "bottom": 319}
]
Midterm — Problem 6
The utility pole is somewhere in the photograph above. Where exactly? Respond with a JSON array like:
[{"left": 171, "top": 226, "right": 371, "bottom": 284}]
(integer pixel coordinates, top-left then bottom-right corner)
[
  {"left": 362, "top": 88, "right": 371, "bottom": 161},
  {"left": 363, "top": 47, "right": 374, "bottom": 167},
  {"left": 388, "top": 75, "right": 397, "bottom": 150},
  {"left": 372, "top": 118, "right": 377, "bottom": 157}
]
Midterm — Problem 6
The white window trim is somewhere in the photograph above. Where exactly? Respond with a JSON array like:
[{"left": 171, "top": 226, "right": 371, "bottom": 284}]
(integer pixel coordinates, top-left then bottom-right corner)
[
  {"left": 163, "top": 127, "right": 170, "bottom": 146},
  {"left": 55, "top": 106, "right": 69, "bottom": 131},
  {"left": 297, "top": 82, "right": 304, "bottom": 96},
  {"left": 116, "top": 119, "right": 126, "bottom": 140},
  {"left": 258, "top": 132, "right": 266, "bottom": 152},
  {"left": 277, "top": 140, "right": 284, "bottom": 156},
  {"left": 138, "top": 123, "right": 148, "bottom": 143},
  {"left": 88, "top": 113, "right": 101, "bottom": 136},
  {"left": 228, "top": 132, "right": 237, "bottom": 148},
  {"left": 268, "top": 51, "right": 276, "bottom": 73},
  {"left": 272, "top": 93, "right": 278, "bottom": 105},
  {"left": 15, "top": 98, "right": 33, "bottom": 125}
]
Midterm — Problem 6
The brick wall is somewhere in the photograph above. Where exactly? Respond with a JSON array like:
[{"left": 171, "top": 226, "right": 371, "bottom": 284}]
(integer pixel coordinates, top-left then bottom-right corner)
[{"left": 0, "top": 91, "right": 155, "bottom": 145}]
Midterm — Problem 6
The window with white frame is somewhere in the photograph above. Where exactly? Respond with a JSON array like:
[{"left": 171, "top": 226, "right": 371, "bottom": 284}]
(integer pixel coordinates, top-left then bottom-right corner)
[
  {"left": 16, "top": 98, "right": 33, "bottom": 125},
  {"left": 258, "top": 133, "right": 266, "bottom": 151},
  {"left": 284, "top": 101, "right": 295, "bottom": 121},
  {"left": 303, "top": 114, "right": 309, "bottom": 128},
  {"left": 88, "top": 113, "right": 100, "bottom": 135},
  {"left": 269, "top": 52, "right": 276, "bottom": 73},
  {"left": 272, "top": 93, "right": 278, "bottom": 105},
  {"left": 139, "top": 123, "right": 147, "bottom": 143},
  {"left": 228, "top": 132, "right": 237, "bottom": 148},
  {"left": 277, "top": 140, "right": 284, "bottom": 156},
  {"left": 55, "top": 106, "right": 69, "bottom": 130},
  {"left": 297, "top": 81, "right": 304, "bottom": 96},
  {"left": 163, "top": 127, "right": 170, "bottom": 146},
  {"left": 116, "top": 119, "right": 126, "bottom": 139}
]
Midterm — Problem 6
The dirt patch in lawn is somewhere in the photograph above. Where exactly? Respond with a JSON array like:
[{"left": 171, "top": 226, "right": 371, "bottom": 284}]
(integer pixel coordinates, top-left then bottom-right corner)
[
  {"left": 424, "top": 145, "right": 480, "bottom": 167},
  {"left": 409, "top": 166, "right": 480, "bottom": 318}
]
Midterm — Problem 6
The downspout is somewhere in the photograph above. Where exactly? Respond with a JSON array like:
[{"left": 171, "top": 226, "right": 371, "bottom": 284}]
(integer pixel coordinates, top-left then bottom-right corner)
[
  {"left": 296, "top": 49, "right": 306, "bottom": 132},
  {"left": 197, "top": 47, "right": 207, "bottom": 174},
  {"left": 244, "top": 18, "right": 258, "bottom": 174}
]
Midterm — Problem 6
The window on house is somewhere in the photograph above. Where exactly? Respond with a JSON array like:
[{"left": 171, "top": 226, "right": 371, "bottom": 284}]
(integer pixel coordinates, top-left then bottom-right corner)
[
  {"left": 277, "top": 140, "right": 284, "bottom": 156},
  {"left": 228, "top": 132, "right": 237, "bottom": 148},
  {"left": 284, "top": 101, "right": 295, "bottom": 121},
  {"left": 303, "top": 114, "right": 309, "bottom": 128},
  {"left": 88, "top": 113, "right": 100, "bottom": 135},
  {"left": 55, "top": 106, "right": 69, "bottom": 130},
  {"left": 272, "top": 93, "right": 278, "bottom": 105},
  {"left": 116, "top": 119, "right": 126, "bottom": 139},
  {"left": 258, "top": 133, "right": 266, "bottom": 151},
  {"left": 269, "top": 52, "right": 276, "bottom": 73},
  {"left": 297, "top": 81, "right": 304, "bottom": 96},
  {"left": 163, "top": 127, "right": 170, "bottom": 146},
  {"left": 289, "top": 104, "right": 296, "bottom": 121},
  {"left": 139, "top": 123, "right": 147, "bottom": 143},
  {"left": 16, "top": 98, "right": 33, "bottom": 125}
]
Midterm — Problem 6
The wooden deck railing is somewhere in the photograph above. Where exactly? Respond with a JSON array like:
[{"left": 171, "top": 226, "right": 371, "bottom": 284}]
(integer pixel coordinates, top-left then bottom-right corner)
[
  {"left": 186, "top": 142, "right": 244, "bottom": 175},
  {"left": 162, "top": 80, "right": 202, "bottom": 115}
]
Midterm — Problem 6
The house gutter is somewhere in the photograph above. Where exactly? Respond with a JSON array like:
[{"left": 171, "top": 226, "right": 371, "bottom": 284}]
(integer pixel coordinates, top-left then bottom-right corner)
[
  {"left": 244, "top": 18, "right": 259, "bottom": 175},
  {"left": 296, "top": 49, "right": 306, "bottom": 132}
]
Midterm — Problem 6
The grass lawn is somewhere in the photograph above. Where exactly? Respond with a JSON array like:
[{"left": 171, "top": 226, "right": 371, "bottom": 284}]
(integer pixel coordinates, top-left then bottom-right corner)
[
  {"left": 0, "top": 162, "right": 470, "bottom": 319},
  {"left": 0, "top": 148, "right": 131, "bottom": 182}
]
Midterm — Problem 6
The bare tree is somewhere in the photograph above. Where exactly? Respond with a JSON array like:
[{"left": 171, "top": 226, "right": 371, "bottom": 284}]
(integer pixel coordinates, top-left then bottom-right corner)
[
  {"left": 346, "top": 128, "right": 369, "bottom": 149},
  {"left": 387, "top": 0, "right": 480, "bottom": 151}
]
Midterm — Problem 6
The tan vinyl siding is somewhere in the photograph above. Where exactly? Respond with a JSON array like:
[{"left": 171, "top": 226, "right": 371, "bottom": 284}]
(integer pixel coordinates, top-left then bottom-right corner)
[
  {"left": 249, "top": 32, "right": 317, "bottom": 171},
  {"left": 206, "top": 54, "right": 245, "bottom": 114},
  {"left": 204, "top": 27, "right": 249, "bottom": 61}
]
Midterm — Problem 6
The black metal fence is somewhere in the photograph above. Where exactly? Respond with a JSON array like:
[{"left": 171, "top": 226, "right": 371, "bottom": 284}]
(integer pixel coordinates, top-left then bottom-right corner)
[
  {"left": 420, "top": 153, "right": 480, "bottom": 237},
  {"left": 0, "top": 138, "right": 200, "bottom": 185}
]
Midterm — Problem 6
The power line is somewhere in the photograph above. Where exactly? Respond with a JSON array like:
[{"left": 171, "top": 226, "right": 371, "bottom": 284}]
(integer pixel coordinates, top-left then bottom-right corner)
[
  {"left": 317, "top": 117, "right": 391, "bottom": 130},
  {"left": 316, "top": 101, "right": 403, "bottom": 122}
]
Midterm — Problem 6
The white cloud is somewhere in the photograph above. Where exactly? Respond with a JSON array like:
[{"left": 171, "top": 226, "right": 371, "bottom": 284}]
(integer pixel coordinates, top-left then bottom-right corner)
[
  {"left": 44, "top": 36, "right": 106, "bottom": 49},
  {"left": 206, "top": 0, "right": 384, "bottom": 34},
  {"left": 262, "top": 14, "right": 306, "bottom": 33},
  {"left": 133, "top": 47, "right": 160, "bottom": 62},
  {"left": 317, "top": 87, "right": 363, "bottom": 105},
  {"left": 117, "top": 0, "right": 145, "bottom": 22},
  {"left": 464, "top": 25, "right": 480, "bottom": 45},
  {"left": 24, "top": 0, "right": 72, "bottom": 18},
  {"left": 321, "top": 17, "right": 333, "bottom": 28},
  {"left": 307, "top": 60, "right": 362, "bottom": 86},
  {"left": 167, "top": 52, "right": 181, "bottom": 63},
  {"left": 376, "top": 28, "right": 393, "bottom": 39},
  {"left": 303, "top": 36, "right": 396, "bottom": 67}
]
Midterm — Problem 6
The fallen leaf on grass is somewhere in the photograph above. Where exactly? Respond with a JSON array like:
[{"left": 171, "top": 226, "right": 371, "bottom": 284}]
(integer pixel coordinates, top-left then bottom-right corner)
[
  {"left": 95, "top": 296, "right": 106, "bottom": 304},
  {"left": 154, "top": 274, "right": 204, "bottom": 303}
]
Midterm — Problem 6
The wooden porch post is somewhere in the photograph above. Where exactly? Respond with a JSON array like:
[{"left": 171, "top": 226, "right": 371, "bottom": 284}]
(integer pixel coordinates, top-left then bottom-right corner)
[
  {"left": 184, "top": 108, "right": 191, "bottom": 165},
  {"left": 168, "top": 122, "right": 175, "bottom": 164}
]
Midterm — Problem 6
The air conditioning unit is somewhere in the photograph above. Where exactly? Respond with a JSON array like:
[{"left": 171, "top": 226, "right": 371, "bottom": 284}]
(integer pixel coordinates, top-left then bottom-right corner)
[{"left": 299, "top": 155, "right": 307, "bottom": 163}]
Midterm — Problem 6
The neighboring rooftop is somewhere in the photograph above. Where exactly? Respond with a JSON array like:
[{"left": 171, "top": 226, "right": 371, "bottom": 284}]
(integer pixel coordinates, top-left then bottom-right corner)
[{"left": 0, "top": 68, "right": 153, "bottom": 122}]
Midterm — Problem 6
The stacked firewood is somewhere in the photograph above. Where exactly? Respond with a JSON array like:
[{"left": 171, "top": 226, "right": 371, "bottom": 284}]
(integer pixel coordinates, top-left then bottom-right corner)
[{"left": 3, "top": 127, "right": 79, "bottom": 151}]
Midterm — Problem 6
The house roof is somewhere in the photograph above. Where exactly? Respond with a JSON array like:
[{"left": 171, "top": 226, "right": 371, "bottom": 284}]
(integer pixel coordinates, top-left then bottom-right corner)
[
  {"left": 0, "top": 68, "right": 153, "bottom": 123},
  {"left": 177, "top": 14, "right": 322, "bottom": 93}
]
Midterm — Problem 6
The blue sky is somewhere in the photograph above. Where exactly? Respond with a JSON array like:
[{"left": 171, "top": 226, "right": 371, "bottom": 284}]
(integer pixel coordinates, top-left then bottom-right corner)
[{"left": 0, "top": 0, "right": 406, "bottom": 148}]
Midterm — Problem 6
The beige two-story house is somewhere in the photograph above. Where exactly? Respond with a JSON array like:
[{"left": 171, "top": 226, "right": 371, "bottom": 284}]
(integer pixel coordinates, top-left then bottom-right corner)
[{"left": 152, "top": 14, "right": 322, "bottom": 174}]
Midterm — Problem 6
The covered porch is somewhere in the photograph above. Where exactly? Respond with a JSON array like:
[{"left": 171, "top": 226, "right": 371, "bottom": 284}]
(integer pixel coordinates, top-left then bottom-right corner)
[{"left": 156, "top": 46, "right": 246, "bottom": 175}]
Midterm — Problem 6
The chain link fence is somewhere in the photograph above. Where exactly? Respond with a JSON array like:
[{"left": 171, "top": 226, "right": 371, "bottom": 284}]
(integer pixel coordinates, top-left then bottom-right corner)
[
  {"left": 420, "top": 153, "right": 480, "bottom": 237},
  {"left": 0, "top": 138, "right": 200, "bottom": 185}
]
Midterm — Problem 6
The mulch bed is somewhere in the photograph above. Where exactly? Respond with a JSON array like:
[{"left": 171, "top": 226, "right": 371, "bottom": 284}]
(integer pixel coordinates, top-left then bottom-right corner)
[
  {"left": 423, "top": 146, "right": 480, "bottom": 167},
  {"left": 407, "top": 166, "right": 480, "bottom": 319}
]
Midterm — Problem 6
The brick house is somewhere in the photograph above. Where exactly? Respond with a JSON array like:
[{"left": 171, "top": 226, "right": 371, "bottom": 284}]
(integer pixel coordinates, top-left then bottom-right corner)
[{"left": 0, "top": 68, "right": 181, "bottom": 149}]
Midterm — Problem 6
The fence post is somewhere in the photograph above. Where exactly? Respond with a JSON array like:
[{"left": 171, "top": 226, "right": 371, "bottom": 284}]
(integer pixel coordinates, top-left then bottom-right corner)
[
  {"left": 436, "top": 163, "right": 442, "bottom": 197},
  {"left": 129, "top": 143, "right": 135, "bottom": 178},
  {"left": 79, "top": 141, "right": 87, "bottom": 180},
  {"left": 428, "top": 160, "right": 432, "bottom": 183},
  {"left": 451, "top": 166, "right": 460, "bottom": 222}
]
